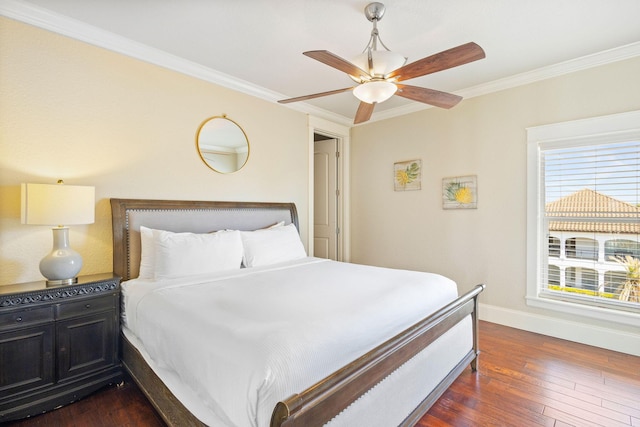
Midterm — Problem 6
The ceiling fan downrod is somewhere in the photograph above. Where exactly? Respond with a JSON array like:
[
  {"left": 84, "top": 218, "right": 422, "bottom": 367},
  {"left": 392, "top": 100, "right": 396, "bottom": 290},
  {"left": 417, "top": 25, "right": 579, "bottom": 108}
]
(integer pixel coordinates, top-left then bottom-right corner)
[
  {"left": 356, "top": 2, "right": 407, "bottom": 83},
  {"left": 362, "top": 2, "right": 392, "bottom": 54}
]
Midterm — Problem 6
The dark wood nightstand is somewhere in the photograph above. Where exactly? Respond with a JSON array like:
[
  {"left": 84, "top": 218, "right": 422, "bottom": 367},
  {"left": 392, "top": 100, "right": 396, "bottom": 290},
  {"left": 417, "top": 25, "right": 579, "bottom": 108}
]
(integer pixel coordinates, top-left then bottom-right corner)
[{"left": 0, "top": 273, "right": 122, "bottom": 422}]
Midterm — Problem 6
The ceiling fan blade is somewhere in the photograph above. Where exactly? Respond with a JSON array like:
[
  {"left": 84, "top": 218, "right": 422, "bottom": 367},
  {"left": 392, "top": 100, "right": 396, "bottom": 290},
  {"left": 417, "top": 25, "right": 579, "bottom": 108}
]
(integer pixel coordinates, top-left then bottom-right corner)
[
  {"left": 388, "top": 42, "right": 485, "bottom": 82},
  {"left": 354, "top": 101, "right": 376, "bottom": 124},
  {"left": 278, "top": 87, "right": 354, "bottom": 104},
  {"left": 304, "top": 50, "right": 370, "bottom": 79},
  {"left": 395, "top": 84, "right": 462, "bottom": 109}
]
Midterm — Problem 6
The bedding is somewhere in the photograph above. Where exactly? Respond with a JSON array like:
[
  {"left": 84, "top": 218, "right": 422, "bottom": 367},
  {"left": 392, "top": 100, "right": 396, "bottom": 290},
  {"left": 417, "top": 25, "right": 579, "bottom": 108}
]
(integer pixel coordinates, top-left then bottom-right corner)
[
  {"left": 122, "top": 257, "right": 463, "bottom": 427},
  {"left": 138, "top": 226, "right": 155, "bottom": 279},
  {"left": 139, "top": 227, "right": 244, "bottom": 279},
  {"left": 240, "top": 223, "right": 307, "bottom": 267}
]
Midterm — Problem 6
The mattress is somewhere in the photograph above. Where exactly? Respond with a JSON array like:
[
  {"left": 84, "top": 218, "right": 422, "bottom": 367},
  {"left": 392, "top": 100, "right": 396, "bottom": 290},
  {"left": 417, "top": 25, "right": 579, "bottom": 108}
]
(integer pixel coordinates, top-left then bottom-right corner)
[{"left": 121, "top": 257, "right": 471, "bottom": 427}]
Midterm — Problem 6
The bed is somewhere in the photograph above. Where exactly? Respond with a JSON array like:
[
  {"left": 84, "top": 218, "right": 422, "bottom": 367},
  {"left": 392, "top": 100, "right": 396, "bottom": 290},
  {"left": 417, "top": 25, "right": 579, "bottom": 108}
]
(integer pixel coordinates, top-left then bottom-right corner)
[{"left": 110, "top": 198, "right": 484, "bottom": 427}]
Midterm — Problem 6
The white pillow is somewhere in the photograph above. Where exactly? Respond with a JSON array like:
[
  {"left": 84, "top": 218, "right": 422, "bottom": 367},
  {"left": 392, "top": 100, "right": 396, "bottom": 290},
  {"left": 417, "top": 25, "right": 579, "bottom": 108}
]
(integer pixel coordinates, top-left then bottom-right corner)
[
  {"left": 241, "top": 223, "right": 306, "bottom": 268},
  {"left": 138, "top": 226, "right": 155, "bottom": 279},
  {"left": 152, "top": 229, "right": 243, "bottom": 279}
]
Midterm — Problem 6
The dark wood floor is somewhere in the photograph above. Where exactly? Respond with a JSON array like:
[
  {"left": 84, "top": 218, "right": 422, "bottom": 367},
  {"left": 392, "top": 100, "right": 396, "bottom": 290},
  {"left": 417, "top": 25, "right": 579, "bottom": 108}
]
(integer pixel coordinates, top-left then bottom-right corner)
[
  {"left": 419, "top": 322, "right": 640, "bottom": 427},
  {"left": 5, "top": 321, "right": 640, "bottom": 426}
]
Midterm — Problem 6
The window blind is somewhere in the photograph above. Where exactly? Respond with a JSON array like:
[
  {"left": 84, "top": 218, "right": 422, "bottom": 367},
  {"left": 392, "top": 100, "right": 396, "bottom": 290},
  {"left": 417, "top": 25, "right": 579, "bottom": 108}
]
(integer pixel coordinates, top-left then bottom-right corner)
[
  {"left": 544, "top": 141, "right": 640, "bottom": 215},
  {"left": 539, "top": 140, "right": 639, "bottom": 308}
]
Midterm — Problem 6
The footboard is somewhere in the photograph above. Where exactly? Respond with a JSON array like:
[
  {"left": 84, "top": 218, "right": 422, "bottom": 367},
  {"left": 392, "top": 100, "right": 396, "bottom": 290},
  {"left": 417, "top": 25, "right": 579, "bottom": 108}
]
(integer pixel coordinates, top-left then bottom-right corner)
[{"left": 271, "top": 284, "right": 485, "bottom": 427}]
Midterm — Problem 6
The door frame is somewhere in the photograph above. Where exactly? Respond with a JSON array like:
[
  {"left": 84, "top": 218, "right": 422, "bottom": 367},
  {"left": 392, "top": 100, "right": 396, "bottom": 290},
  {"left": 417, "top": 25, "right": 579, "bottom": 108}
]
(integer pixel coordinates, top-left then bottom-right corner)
[{"left": 308, "top": 116, "right": 350, "bottom": 262}]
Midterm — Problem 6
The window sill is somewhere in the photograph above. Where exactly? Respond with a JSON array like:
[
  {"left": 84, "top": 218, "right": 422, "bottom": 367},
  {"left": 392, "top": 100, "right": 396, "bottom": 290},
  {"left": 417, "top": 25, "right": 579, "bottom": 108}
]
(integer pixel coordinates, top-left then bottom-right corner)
[{"left": 526, "top": 294, "right": 640, "bottom": 327}]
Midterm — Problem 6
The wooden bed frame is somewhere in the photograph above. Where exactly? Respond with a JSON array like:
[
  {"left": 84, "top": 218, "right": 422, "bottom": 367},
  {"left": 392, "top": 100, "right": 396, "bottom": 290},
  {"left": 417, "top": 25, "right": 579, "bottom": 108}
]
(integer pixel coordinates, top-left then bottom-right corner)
[{"left": 110, "top": 198, "right": 484, "bottom": 427}]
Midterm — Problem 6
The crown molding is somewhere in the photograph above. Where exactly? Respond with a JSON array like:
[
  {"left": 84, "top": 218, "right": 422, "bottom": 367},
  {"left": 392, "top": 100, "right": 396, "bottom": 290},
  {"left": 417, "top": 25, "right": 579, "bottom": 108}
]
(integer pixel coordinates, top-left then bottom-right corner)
[
  {"left": 368, "top": 41, "right": 640, "bottom": 124},
  {"left": 0, "top": 0, "right": 354, "bottom": 126},
  {"left": 458, "top": 41, "right": 640, "bottom": 101},
  {"left": 0, "top": 0, "right": 282, "bottom": 99},
  {"left": 3, "top": 0, "right": 639, "bottom": 128}
]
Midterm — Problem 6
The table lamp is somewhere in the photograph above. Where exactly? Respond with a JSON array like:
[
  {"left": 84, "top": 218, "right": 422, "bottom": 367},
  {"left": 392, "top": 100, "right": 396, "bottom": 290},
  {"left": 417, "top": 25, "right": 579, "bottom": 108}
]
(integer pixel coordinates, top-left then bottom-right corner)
[{"left": 21, "top": 180, "right": 95, "bottom": 286}]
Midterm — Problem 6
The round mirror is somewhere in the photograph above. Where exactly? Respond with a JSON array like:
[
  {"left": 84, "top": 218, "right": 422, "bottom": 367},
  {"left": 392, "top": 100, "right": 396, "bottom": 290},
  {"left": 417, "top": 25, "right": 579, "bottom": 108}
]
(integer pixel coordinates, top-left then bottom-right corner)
[{"left": 196, "top": 115, "right": 249, "bottom": 173}]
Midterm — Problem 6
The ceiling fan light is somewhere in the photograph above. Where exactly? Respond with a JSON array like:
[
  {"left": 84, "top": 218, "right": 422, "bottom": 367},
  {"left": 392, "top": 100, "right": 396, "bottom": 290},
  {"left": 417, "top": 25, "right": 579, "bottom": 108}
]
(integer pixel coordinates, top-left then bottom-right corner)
[{"left": 353, "top": 81, "right": 397, "bottom": 104}]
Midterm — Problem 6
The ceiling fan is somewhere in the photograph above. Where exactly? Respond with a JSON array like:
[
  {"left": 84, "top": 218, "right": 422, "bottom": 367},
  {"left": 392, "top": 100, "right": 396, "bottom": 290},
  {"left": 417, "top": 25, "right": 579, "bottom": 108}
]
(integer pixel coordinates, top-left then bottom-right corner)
[{"left": 278, "top": 2, "right": 485, "bottom": 124}]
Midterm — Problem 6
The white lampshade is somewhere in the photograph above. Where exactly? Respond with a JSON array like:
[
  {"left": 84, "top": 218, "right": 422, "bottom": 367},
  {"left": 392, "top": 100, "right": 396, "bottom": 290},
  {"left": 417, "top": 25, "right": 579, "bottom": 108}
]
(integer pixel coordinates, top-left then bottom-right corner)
[
  {"left": 21, "top": 182, "right": 95, "bottom": 286},
  {"left": 21, "top": 183, "right": 95, "bottom": 226},
  {"left": 351, "top": 50, "right": 407, "bottom": 78},
  {"left": 353, "top": 81, "right": 398, "bottom": 104}
]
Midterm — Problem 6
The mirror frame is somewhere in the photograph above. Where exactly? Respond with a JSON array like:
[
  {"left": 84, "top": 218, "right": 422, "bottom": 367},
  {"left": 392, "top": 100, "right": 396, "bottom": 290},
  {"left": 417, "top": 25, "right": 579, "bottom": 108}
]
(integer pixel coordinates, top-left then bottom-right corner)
[{"left": 196, "top": 115, "right": 250, "bottom": 174}]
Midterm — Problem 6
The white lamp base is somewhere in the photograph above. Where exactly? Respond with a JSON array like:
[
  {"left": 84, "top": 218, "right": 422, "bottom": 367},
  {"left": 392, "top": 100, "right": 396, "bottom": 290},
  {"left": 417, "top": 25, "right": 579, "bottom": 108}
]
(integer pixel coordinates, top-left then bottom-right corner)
[{"left": 40, "top": 227, "right": 83, "bottom": 286}]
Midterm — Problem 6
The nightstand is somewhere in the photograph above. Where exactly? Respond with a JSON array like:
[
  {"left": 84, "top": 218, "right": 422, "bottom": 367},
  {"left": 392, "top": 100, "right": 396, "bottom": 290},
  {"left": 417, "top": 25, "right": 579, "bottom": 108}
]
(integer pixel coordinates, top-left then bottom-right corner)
[{"left": 0, "top": 273, "right": 122, "bottom": 422}]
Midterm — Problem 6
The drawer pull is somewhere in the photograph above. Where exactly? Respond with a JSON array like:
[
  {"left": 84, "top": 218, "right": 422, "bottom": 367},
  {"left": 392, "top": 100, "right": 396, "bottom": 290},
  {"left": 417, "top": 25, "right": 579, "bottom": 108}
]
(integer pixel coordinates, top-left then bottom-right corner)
[
  {"left": 85, "top": 304, "right": 91, "bottom": 309},
  {"left": 15, "top": 316, "right": 22, "bottom": 322}
]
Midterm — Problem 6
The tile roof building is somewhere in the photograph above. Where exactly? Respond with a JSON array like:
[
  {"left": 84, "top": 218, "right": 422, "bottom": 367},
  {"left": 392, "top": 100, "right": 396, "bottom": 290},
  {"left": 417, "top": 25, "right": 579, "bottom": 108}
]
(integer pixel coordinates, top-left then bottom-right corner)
[
  {"left": 544, "top": 188, "right": 639, "bottom": 296},
  {"left": 546, "top": 188, "right": 640, "bottom": 234}
]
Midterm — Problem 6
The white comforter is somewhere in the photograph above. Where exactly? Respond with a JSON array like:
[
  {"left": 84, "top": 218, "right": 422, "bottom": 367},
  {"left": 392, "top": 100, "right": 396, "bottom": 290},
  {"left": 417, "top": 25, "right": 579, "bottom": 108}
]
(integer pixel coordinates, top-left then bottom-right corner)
[{"left": 122, "top": 258, "right": 459, "bottom": 427}]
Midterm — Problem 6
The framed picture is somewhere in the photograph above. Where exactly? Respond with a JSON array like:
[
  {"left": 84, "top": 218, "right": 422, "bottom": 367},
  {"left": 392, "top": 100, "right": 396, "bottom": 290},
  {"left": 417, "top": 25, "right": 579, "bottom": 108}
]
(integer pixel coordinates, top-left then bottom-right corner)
[
  {"left": 443, "top": 175, "right": 477, "bottom": 209},
  {"left": 394, "top": 160, "right": 422, "bottom": 191}
]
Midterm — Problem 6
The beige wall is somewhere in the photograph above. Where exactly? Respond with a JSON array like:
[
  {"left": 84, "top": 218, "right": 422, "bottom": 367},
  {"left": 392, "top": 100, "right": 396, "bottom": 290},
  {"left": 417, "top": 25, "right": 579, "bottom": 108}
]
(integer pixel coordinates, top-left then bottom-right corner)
[
  {"left": 0, "top": 17, "right": 309, "bottom": 285},
  {"left": 350, "top": 57, "right": 640, "bottom": 336},
  {"left": 2, "top": 14, "right": 638, "bottom": 350}
]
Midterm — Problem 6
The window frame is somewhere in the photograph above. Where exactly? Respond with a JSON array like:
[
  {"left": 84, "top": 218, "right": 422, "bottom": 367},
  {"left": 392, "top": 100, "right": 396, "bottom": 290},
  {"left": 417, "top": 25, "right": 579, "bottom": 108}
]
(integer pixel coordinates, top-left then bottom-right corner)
[{"left": 526, "top": 110, "right": 640, "bottom": 327}]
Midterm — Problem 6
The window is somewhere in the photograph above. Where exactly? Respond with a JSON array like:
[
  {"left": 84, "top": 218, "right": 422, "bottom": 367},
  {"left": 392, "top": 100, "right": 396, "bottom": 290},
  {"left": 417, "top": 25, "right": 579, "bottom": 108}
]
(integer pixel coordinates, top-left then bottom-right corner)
[
  {"left": 548, "top": 264, "right": 560, "bottom": 286},
  {"left": 565, "top": 237, "right": 598, "bottom": 260},
  {"left": 566, "top": 267, "right": 598, "bottom": 291},
  {"left": 527, "top": 111, "right": 640, "bottom": 326},
  {"left": 605, "top": 270, "right": 627, "bottom": 294},
  {"left": 548, "top": 237, "right": 560, "bottom": 257},
  {"left": 605, "top": 239, "right": 640, "bottom": 259}
]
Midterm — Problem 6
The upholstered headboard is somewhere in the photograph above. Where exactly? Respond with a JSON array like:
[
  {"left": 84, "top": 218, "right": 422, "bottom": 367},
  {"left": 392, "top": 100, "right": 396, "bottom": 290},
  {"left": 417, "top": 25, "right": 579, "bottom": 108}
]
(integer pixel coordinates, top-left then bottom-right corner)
[{"left": 110, "top": 199, "right": 299, "bottom": 281}]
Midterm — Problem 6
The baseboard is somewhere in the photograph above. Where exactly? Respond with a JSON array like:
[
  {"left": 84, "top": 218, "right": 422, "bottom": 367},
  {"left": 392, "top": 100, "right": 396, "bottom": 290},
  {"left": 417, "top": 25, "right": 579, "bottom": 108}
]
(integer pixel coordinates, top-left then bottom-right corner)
[{"left": 479, "top": 303, "right": 640, "bottom": 357}]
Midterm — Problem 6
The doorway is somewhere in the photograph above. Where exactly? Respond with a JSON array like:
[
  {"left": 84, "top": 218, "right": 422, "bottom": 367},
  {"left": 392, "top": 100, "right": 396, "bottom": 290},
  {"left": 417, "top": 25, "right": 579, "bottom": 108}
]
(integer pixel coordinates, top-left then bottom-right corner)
[
  {"left": 314, "top": 135, "right": 339, "bottom": 260},
  {"left": 308, "top": 116, "right": 350, "bottom": 262}
]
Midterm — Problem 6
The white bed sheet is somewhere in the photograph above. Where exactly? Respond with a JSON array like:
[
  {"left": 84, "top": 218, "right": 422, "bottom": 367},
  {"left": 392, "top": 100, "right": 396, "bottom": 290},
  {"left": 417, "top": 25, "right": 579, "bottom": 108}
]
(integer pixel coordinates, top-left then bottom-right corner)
[{"left": 122, "top": 257, "right": 466, "bottom": 427}]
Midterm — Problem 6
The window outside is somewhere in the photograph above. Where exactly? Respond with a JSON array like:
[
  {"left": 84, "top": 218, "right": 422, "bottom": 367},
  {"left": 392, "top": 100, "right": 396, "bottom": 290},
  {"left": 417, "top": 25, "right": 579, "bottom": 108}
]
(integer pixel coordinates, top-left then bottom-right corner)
[{"left": 527, "top": 111, "right": 640, "bottom": 323}]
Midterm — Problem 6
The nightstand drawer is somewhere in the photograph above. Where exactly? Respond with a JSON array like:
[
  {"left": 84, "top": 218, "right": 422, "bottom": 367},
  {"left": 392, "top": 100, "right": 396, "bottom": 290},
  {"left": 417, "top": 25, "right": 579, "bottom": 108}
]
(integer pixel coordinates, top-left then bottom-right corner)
[
  {"left": 0, "top": 306, "right": 54, "bottom": 331},
  {"left": 56, "top": 295, "right": 115, "bottom": 320}
]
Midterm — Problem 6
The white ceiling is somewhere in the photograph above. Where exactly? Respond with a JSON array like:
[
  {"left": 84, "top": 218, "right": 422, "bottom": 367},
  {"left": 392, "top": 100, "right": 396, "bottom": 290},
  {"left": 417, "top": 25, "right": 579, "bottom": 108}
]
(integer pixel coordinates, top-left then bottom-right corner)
[{"left": 3, "top": 0, "right": 640, "bottom": 125}]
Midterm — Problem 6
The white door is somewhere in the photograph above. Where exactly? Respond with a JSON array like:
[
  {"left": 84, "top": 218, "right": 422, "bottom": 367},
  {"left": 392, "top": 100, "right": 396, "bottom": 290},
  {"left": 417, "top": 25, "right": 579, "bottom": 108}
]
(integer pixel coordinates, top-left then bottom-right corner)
[{"left": 314, "top": 139, "right": 339, "bottom": 260}]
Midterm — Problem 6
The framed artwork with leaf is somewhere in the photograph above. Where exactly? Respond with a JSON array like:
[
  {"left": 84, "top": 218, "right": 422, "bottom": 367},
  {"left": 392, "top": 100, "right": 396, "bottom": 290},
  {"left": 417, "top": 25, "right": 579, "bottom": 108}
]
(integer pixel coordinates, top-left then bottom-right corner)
[
  {"left": 394, "top": 160, "right": 422, "bottom": 191},
  {"left": 443, "top": 175, "right": 477, "bottom": 209}
]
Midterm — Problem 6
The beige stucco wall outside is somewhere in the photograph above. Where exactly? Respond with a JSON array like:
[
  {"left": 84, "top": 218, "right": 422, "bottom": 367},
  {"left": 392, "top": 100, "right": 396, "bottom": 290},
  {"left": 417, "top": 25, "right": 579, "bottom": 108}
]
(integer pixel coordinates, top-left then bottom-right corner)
[
  {"left": 0, "top": 17, "right": 309, "bottom": 285},
  {"left": 350, "top": 56, "right": 640, "bottom": 342}
]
